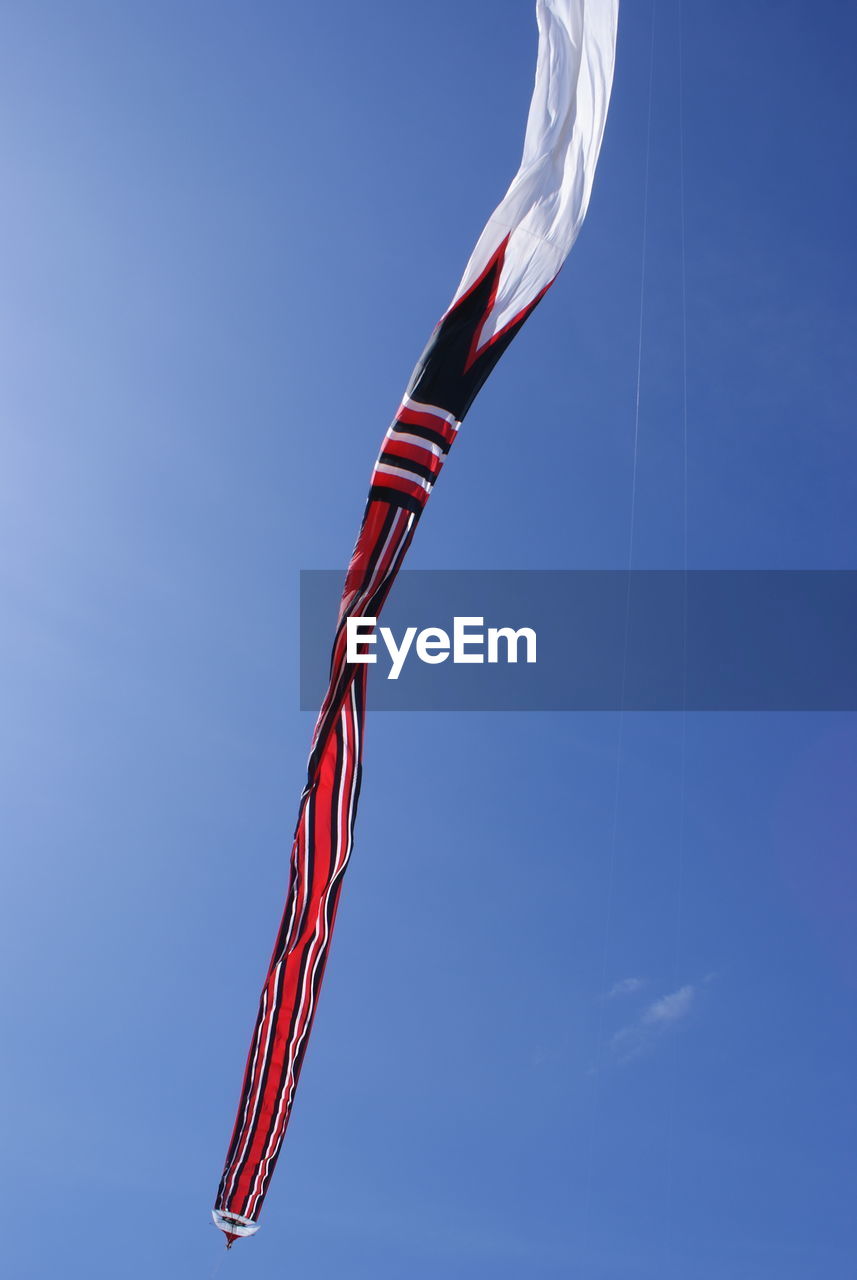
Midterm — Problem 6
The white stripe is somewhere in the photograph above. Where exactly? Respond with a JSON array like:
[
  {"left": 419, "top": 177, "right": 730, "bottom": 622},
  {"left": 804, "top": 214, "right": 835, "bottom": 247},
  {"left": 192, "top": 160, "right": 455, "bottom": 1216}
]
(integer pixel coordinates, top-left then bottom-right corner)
[
  {"left": 379, "top": 511, "right": 417, "bottom": 593},
  {"left": 385, "top": 428, "right": 445, "bottom": 459},
  {"left": 374, "top": 462, "right": 432, "bottom": 492},
  {"left": 400, "top": 393, "right": 460, "bottom": 429}
]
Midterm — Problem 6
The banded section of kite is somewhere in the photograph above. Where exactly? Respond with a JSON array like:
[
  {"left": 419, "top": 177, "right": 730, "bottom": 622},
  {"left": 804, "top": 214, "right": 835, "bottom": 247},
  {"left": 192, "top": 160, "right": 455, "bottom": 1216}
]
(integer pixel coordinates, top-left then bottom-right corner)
[{"left": 213, "top": 0, "right": 619, "bottom": 1246}]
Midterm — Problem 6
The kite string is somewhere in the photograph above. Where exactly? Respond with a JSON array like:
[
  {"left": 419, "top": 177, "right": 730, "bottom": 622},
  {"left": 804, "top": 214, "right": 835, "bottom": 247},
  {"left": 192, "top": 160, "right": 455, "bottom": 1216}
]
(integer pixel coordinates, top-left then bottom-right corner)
[
  {"left": 581, "top": 0, "right": 657, "bottom": 1259},
  {"left": 208, "top": 1250, "right": 227, "bottom": 1279},
  {"left": 602, "top": 0, "right": 657, "bottom": 1046},
  {"left": 664, "top": 0, "right": 689, "bottom": 1270}
]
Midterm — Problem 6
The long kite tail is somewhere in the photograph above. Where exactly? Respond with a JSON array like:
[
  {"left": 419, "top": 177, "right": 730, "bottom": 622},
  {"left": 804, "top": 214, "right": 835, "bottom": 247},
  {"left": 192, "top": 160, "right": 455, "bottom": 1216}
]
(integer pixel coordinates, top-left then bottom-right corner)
[{"left": 213, "top": 0, "right": 619, "bottom": 1243}]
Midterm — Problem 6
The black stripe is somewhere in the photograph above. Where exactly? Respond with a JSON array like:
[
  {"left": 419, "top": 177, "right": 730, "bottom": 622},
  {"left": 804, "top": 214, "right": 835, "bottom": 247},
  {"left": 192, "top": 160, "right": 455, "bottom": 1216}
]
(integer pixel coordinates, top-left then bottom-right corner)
[
  {"left": 287, "top": 789, "right": 314, "bottom": 959},
  {"left": 378, "top": 451, "right": 437, "bottom": 484},
  {"left": 368, "top": 485, "right": 425, "bottom": 515},
  {"left": 307, "top": 503, "right": 399, "bottom": 777},
  {"left": 359, "top": 503, "right": 396, "bottom": 599},
  {"left": 391, "top": 421, "right": 451, "bottom": 453},
  {"left": 276, "top": 840, "right": 303, "bottom": 957}
]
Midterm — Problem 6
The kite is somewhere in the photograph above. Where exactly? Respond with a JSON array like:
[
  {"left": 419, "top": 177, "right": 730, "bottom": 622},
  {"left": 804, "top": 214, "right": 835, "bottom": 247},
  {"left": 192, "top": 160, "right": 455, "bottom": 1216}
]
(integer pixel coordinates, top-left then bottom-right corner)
[{"left": 213, "top": 0, "right": 619, "bottom": 1245}]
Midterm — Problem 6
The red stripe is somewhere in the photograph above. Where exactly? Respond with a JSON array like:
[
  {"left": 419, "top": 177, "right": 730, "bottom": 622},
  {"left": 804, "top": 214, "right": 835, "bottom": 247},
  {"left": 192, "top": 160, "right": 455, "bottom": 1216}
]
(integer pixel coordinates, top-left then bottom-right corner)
[
  {"left": 381, "top": 438, "right": 444, "bottom": 473},
  {"left": 395, "top": 406, "right": 458, "bottom": 442},
  {"left": 370, "top": 471, "right": 430, "bottom": 506}
]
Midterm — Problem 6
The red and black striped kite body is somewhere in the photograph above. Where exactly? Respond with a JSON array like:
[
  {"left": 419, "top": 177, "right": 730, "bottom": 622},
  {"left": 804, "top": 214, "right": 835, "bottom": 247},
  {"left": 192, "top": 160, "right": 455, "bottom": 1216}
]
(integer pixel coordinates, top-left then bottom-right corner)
[{"left": 213, "top": 0, "right": 619, "bottom": 1244}]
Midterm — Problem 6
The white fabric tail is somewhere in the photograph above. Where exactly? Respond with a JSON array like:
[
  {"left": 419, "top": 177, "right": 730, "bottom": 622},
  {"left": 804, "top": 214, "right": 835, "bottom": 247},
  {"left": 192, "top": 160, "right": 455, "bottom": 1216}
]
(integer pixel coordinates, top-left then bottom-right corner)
[{"left": 447, "top": 0, "right": 619, "bottom": 348}]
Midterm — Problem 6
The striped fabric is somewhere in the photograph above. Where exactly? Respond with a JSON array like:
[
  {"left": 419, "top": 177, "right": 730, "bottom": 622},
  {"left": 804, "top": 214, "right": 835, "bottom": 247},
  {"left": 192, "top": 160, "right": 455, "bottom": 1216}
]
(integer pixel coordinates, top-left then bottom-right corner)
[
  {"left": 371, "top": 398, "right": 459, "bottom": 512},
  {"left": 214, "top": 0, "right": 618, "bottom": 1245}
]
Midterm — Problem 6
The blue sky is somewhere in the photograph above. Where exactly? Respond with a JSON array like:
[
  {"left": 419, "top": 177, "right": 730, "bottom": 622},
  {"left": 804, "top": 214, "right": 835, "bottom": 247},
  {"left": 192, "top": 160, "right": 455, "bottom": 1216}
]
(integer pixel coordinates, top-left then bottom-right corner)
[{"left": 2, "top": 2, "right": 855, "bottom": 1277}]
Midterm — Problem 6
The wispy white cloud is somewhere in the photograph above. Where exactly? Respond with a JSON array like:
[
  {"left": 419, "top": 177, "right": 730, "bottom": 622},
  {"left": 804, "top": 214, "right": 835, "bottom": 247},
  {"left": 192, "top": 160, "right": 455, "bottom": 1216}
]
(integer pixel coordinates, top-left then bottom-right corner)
[
  {"left": 609, "top": 983, "right": 696, "bottom": 1064},
  {"left": 607, "top": 977, "right": 646, "bottom": 999},
  {"left": 641, "top": 984, "right": 694, "bottom": 1025}
]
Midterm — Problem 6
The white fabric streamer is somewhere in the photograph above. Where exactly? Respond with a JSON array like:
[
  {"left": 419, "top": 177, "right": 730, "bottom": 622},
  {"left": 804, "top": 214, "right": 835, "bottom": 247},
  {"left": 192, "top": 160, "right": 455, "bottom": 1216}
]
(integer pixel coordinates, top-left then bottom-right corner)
[{"left": 448, "top": 0, "right": 619, "bottom": 347}]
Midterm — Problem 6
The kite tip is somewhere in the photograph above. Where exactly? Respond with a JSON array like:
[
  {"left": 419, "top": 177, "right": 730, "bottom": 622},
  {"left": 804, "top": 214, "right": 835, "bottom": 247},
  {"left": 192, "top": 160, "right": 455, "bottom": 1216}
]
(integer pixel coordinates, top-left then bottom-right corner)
[{"left": 212, "top": 1208, "right": 260, "bottom": 1245}]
